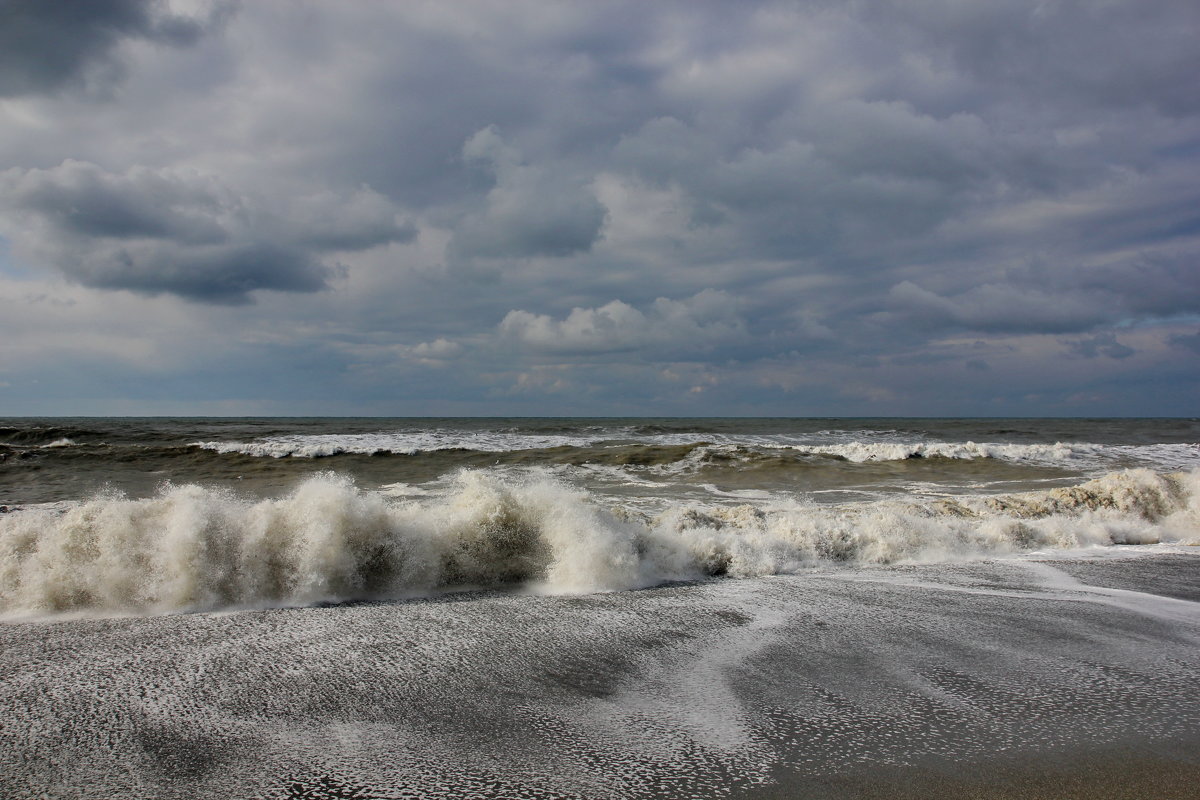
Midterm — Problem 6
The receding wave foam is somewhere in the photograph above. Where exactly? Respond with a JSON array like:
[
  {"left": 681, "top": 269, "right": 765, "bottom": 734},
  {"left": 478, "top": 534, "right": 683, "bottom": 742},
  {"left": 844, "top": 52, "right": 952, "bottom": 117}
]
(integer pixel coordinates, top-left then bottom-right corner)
[{"left": 2, "top": 469, "right": 1197, "bottom": 619}]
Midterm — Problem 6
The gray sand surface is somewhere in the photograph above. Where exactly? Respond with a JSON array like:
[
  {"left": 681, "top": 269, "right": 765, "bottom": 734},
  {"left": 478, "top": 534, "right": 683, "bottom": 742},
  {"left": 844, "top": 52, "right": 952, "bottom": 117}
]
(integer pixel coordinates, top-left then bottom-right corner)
[{"left": 2, "top": 552, "right": 1198, "bottom": 798}]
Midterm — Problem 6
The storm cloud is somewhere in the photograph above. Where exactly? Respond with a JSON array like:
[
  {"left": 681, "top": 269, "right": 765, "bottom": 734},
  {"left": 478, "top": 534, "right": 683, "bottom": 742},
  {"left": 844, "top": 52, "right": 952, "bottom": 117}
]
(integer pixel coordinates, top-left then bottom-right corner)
[
  {"left": 0, "top": 0, "right": 219, "bottom": 96},
  {"left": 0, "top": 0, "right": 1196, "bottom": 414},
  {"left": 0, "top": 160, "right": 413, "bottom": 302}
]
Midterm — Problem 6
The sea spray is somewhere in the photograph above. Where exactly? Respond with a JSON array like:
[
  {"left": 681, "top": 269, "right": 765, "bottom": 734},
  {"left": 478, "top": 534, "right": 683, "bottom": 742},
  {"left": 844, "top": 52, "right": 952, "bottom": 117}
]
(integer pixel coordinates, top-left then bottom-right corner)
[
  {"left": 0, "top": 472, "right": 659, "bottom": 617},
  {"left": 2, "top": 468, "right": 1197, "bottom": 619}
]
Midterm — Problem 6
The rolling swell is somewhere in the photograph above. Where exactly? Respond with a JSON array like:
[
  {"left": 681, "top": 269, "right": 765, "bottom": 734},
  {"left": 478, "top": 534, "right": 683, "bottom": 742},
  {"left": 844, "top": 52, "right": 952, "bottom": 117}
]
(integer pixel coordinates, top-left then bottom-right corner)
[
  {"left": 2, "top": 468, "right": 1196, "bottom": 619},
  {"left": 189, "top": 434, "right": 1199, "bottom": 469},
  {"left": 7, "top": 433, "right": 1198, "bottom": 510},
  {"left": 0, "top": 425, "right": 102, "bottom": 447}
]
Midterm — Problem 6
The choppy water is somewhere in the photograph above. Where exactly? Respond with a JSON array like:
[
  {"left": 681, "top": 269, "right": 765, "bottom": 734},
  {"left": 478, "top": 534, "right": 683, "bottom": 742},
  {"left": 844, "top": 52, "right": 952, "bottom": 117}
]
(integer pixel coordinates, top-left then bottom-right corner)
[{"left": 2, "top": 417, "right": 1198, "bottom": 618}]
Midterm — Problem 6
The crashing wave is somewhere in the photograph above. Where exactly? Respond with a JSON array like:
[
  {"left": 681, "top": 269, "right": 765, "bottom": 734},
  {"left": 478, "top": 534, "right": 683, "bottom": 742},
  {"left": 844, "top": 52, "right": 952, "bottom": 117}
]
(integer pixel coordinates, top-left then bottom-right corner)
[{"left": 1, "top": 469, "right": 1196, "bottom": 619}]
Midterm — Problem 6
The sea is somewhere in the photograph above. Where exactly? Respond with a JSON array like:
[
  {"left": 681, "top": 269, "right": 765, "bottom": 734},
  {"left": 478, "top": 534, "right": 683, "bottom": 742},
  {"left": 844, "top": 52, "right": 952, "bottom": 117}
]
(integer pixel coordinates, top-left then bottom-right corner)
[
  {"left": 2, "top": 416, "right": 1198, "bottom": 617},
  {"left": 2, "top": 417, "right": 1199, "bottom": 798}
]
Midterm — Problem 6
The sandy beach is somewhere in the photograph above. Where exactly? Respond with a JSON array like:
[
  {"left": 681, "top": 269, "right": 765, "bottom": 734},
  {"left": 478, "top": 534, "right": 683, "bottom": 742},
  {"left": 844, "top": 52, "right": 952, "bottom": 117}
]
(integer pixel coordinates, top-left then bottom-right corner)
[{"left": 2, "top": 551, "right": 1197, "bottom": 799}]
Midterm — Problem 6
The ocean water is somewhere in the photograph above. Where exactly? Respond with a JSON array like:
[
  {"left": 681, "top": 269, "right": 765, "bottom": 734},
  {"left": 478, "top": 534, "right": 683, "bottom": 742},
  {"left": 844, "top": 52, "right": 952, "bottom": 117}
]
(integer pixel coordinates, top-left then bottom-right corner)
[
  {"left": 3, "top": 418, "right": 1200, "bottom": 798},
  {"left": 2, "top": 417, "right": 1197, "bottom": 618}
]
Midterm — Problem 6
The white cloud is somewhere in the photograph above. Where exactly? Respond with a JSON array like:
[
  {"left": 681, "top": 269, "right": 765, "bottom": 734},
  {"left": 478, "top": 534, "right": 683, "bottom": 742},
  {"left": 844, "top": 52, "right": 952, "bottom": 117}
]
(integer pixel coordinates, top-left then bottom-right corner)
[
  {"left": 499, "top": 289, "right": 747, "bottom": 356},
  {"left": 409, "top": 338, "right": 464, "bottom": 361}
]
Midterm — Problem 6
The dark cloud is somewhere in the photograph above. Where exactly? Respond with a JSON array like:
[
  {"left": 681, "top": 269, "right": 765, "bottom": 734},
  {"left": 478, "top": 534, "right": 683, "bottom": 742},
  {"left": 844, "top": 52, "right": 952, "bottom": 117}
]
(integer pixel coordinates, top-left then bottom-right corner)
[
  {"left": 865, "top": 0, "right": 1200, "bottom": 117},
  {"left": 886, "top": 281, "right": 1111, "bottom": 334},
  {"left": 450, "top": 127, "right": 607, "bottom": 261},
  {"left": 1168, "top": 331, "right": 1200, "bottom": 355},
  {"left": 0, "top": 161, "right": 412, "bottom": 302},
  {"left": 1074, "top": 252, "right": 1200, "bottom": 320},
  {"left": 80, "top": 241, "right": 329, "bottom": 304},
  {"left": 1066, "top": 333, "right": 1135, "bottom": 360},
  {"left": 0, "top": 0, "right": 217, "bottom": 97},
  {"left": 4, "top": 159, "right": 228, "bottom": 243}
]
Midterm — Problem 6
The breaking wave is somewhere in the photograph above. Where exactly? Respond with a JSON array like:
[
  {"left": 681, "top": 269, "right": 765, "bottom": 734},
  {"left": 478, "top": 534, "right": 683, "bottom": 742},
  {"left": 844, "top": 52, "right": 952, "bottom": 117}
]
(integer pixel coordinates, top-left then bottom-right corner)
[
  {"left": 2, "top": 469, "right": 1197, "bottom": 619},
  {"left": 781, "top": 441, "right": 1200, "bottom": 469},
  {"left": 191, "top": 431, "right": 613, "bottom": 458},
  {"left": 189, "top": 433, "right": 1200, "bottom": 473},
  {"left": 785, "top": 441, "right": 1092, "bottom": 463}
]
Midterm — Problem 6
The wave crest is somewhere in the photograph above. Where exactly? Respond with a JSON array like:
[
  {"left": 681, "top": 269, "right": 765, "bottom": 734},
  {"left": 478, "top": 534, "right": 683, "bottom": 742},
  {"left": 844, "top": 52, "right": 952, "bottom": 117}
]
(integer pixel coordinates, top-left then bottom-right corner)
[
  {"left": 191, "top": 431, "right": 611, "bottom": 458},
  {"left": 785, "top": 441, "right": 1092, "bottom": 463},
  {"left": 2, "top": 469, "right": 1196, "bottom": 618}
]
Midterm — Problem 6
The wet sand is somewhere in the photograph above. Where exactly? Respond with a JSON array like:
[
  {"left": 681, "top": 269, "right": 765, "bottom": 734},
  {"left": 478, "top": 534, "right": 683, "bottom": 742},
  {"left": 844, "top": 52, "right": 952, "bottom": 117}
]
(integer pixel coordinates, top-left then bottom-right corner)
[{"left": 2, "top": 552, "right": 1198, "bottom": 798}]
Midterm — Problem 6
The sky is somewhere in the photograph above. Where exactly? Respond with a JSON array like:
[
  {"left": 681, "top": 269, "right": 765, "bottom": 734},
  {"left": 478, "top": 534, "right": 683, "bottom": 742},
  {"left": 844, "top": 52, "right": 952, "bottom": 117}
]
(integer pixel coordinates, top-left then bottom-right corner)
[{"left": 0, "top": 0, "right": 1198, "bottom": 417}]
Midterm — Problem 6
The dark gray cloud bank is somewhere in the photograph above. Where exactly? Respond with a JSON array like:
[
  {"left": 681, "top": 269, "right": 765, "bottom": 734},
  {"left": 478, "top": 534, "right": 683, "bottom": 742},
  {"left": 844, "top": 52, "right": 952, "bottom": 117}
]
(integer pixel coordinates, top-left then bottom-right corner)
[{"left": 0, "top": 0, "right": 1197, "bottom": 415}]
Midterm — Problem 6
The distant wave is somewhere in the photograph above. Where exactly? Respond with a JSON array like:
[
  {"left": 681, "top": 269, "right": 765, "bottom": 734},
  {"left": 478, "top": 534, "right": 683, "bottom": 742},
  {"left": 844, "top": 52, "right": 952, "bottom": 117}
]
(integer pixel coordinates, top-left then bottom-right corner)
[
  {"left": 0, "top": 425, "right": 98, "bottom": 447},
  {"left": 642, "top": 440, "right": 1200, "bottom": 475},
  {"left": 2, "top": 468, "right": 1196, "bottom": 619},
  {"left": 778, "top": 441, "right": 1200, "bottom": 470},
  {"left": 191, "top": 431, "right": 614, "bottom": 458},
  {"left": 785, "top": 441, "right": 1094, "bottom": 463},
  {"left": 189, "top": 433, "right": 1200, "bottom": 473}
]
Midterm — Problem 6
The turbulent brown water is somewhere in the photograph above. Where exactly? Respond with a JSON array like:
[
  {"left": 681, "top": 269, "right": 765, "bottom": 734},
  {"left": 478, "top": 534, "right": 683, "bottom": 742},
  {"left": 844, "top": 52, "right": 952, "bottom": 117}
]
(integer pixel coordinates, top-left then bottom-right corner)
[{"left": 1, "top": 417, "right": 1198, "bottom": 617}]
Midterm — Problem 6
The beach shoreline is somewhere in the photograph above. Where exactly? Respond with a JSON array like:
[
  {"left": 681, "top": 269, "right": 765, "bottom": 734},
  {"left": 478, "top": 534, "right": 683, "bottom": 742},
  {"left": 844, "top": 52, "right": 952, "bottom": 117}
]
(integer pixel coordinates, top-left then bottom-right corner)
[{"left": 2, "top": 551, "right": 1197, "bottom": 798}]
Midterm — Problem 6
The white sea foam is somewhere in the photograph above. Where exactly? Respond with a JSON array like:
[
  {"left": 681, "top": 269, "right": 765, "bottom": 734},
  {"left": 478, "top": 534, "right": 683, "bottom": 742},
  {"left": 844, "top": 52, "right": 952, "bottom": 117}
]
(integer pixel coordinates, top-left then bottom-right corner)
[
  {"left": 697, "top": 484, "right": 776, "bottom": 501},
  {"left": 190, "top": 427, "right": 1200, "bottom": 475},
  {"left": 40, "top": 438, "right": 77, "bottom": 448},
  {"left": 782, "top": 440, "right": 1200, "bottom": 469},
  {"left": 786, "top": 441, "right": 1091, "bottom": 463},
  {"left": 2, "top": 469, "right": 1196, "bottom": 619},
  {"left": 192, "top": 431, "right": 613, "bottom": 457},
  {"left": 636, "top": 440, "right": 1200, "bottom": 477}
]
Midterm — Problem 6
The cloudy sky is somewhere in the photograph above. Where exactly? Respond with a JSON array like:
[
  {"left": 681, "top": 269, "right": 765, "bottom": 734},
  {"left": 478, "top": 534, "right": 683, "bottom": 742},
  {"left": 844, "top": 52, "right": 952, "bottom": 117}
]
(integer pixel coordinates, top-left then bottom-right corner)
[{"left": 1, "top": 0, "right": 1197, "bottom": 416}]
